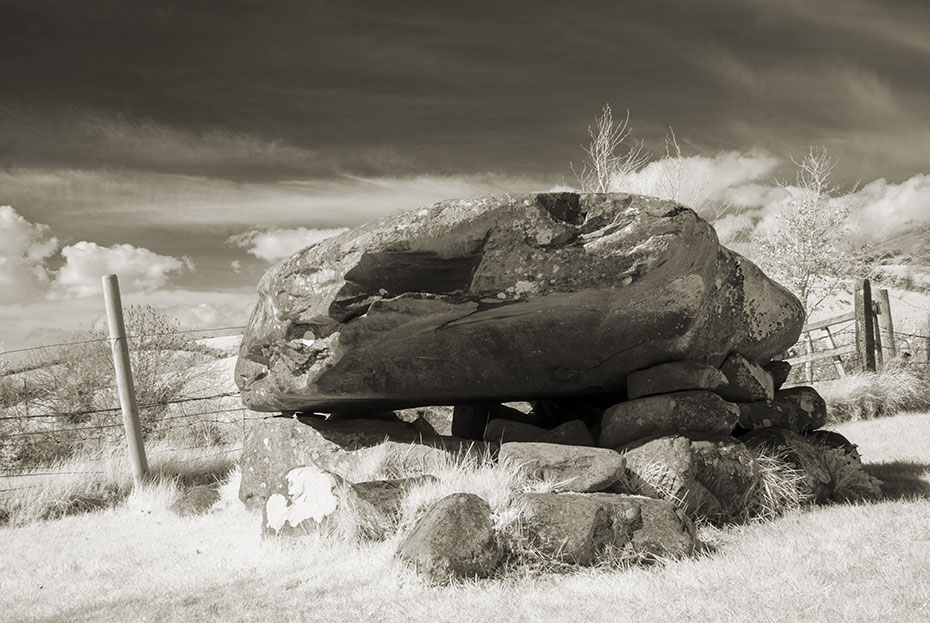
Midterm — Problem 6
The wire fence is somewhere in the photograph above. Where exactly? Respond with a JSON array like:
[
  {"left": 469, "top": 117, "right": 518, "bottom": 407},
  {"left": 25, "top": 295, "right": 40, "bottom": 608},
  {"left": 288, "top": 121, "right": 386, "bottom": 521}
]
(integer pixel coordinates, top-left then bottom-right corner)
[{"left": 0, "top": 325, "right": 252, "bottom": 505}]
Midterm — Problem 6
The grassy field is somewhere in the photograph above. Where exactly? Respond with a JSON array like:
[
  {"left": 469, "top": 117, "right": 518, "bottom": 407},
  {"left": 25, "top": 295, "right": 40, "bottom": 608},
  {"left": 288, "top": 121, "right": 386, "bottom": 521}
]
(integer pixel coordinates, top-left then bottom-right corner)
[{"left": 1, "top": 413, "right": 929, "bottom": 623}]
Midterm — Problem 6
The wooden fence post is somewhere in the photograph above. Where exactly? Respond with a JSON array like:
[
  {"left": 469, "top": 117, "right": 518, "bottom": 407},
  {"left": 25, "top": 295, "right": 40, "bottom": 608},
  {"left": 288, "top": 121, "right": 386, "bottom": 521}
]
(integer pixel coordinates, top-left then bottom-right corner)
[
  {"left": 854, "top": 278, "right": 877, "bottom": 373},
  {"left": 102, "top": 274, "right": 148, "bottom": 487},
  {"left": 876, "top": 288, "right": 897, "bottom": 361},
  {"left": 872, "top": 304, "right": 884, "bottom": 371}
]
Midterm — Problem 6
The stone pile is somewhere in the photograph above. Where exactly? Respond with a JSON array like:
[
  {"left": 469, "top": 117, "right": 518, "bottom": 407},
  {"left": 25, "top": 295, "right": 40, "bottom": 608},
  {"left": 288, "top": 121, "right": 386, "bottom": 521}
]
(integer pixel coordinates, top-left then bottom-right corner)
[{"left": 235, "top": 192, "right": 879, "bottom": 583}]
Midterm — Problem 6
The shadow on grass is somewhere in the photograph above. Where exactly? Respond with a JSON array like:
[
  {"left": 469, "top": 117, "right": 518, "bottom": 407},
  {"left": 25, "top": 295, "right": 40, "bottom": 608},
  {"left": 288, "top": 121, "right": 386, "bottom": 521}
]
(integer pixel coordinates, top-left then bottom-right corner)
[{"left": 866, "top": 461, "right": 930, "bottom": 500}]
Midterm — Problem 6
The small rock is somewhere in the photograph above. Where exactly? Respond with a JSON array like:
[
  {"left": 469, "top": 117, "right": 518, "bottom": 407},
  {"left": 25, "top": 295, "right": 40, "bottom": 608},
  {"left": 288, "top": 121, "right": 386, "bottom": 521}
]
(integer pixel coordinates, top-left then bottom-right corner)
[
  {"left": 805, "top": 429, "right": 857, "bottom": 453},
  {"left": 396, "top": 493, "right": 501, "bottom": 583},
  {"left": 171, "top": 485, "right": 220, "bottom": 516},
  {"left": 718, "top": 352, "right": 774, "bottom": 402},
  {"left": 764, "top": 360, "right": 792, "bottom": 390},
  {"left": 599, "top": 391, "right": 739, "bottom": 450},
  {"left": 500, "top": 443, "right": 626, "bottom": 492},
  {"left": 626, "top": 360, "right": 728, "bottom": 400}
]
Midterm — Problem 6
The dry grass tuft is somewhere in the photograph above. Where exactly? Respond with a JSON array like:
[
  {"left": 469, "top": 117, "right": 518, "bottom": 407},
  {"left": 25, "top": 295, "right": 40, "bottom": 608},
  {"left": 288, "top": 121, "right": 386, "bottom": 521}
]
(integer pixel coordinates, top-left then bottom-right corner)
[
  {"left": 742, "top": 450, "right": 811, "bottom": 521},
  {"left": 0, "top": 441, "right": 238, "bottom": 526},
  {"left": 816, "top": 358, "right": 930, "bottom": 423}
]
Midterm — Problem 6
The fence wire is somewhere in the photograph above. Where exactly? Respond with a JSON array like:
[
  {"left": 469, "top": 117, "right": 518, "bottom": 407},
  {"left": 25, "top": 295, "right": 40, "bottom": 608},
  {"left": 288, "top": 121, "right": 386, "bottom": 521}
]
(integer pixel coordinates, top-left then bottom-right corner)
[{"left": 0, "top": 325, "right": 251, "bottom": 505}]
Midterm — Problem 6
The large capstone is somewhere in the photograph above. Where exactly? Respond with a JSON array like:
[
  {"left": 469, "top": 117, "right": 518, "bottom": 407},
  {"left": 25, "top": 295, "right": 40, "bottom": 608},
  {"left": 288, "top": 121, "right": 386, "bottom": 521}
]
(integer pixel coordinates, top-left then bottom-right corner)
[{"left": 236, "top": 193, "right": 804, "bottom": 412}]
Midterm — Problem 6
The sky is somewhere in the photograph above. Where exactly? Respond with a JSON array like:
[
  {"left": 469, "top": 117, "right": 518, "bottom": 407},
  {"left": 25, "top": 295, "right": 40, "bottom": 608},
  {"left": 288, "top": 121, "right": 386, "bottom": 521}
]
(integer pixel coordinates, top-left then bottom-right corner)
[{"left": 2, "top": 0, "right": 930, "bottom": 349}]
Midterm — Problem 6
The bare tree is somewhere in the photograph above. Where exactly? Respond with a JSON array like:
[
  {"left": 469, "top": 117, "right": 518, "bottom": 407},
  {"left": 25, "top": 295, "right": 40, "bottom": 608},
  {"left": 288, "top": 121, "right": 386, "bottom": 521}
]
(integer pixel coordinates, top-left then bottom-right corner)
[
  {"left": 747, "top": 147, "right": 865, "bottom": 317},
  {"left": 572, "top": 104, "right": 649, "bottom": 192}
]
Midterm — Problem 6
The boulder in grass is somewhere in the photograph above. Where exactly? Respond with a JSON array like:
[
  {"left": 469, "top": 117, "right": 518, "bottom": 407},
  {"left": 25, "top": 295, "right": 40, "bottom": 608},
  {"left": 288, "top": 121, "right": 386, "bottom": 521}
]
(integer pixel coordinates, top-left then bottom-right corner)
[
  {"left": 619, "top": 435, "right": 761, "bottom": 522},
  {"left": 718, "top": 352, "right": 774, "bottom": 402},
  {"left": 239, "top": 415, "right": 491, "bottom": 511},
  {"left": 626, "top": 360, "right": 729, "bottom": 400},
  {"left": 501, "top": 442, "right": 626, "bottom": 492},
  {"left": 396, "top": 493, "right": 501, "bottom": 583},
  {"left": 516, "top": 493, "right": 695, "bottom": 564},
  {"left": 236, "top": 193, "right": 804, "bottom": 414},
  {"left": 599, "top": 391, "right": 740, "bottom": 450}
]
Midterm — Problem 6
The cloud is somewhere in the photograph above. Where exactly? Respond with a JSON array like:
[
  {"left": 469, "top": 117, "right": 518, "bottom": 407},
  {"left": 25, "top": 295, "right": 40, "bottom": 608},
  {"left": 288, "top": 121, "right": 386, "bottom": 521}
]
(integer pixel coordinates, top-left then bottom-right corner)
[
  {"left": 845, "top": 175, "right": 930, "bottom": 247},
  {"left": 228, "top": 227, "right": 350, "bottom": 262},
  {"left": 610, "top": 150, "right": 780, "bottom": 212},
  {"left": 0, "top": 206, "right": 59, "bottom": 304},
  {"left": 0, "top": 168, "right": 548, "bottom": 234},
  {"left": 52, "top": 242, "right": 193, "bottom": 299}
]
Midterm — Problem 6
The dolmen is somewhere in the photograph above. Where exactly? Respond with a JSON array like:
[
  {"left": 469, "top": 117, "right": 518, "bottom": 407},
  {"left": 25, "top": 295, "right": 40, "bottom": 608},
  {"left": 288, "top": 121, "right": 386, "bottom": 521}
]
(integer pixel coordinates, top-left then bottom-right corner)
[{"left": 234, "top": 192, "right": 879, "bottom": 583}]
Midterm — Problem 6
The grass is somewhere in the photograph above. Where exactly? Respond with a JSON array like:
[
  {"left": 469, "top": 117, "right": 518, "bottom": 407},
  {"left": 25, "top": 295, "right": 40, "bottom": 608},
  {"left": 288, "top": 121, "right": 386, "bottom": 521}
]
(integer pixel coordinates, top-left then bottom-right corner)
[
  {"left": 1, "top": 412, "right": 928, "bottom": 622},
  {"left": 0, "top": 441, "right": 240, "bottom": 526},
  {"left": 816, "top": 359, "right": 930, "bottom": 423}
]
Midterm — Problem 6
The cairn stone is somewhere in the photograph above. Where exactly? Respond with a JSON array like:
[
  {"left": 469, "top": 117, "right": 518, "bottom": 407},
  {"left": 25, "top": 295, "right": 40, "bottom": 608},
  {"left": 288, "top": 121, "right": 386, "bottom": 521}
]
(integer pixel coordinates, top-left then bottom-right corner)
[
  {"left": 516, "top": 493, "right": 695, "bottom": 564},
  {"left": 626, "top": 360, "right": 728, "bottom": 400},
  {"left": 619, "top": 435, "right": 761, "bottom": 522},
  {"left": 396, "top": 493, "right": 501, "bottom": 583},
  {"left": 262, "top": 465, "right": 345, "bottom": 537},
  {"left": 599, "top": 391, "right": 739, "bottom": 450},
  {"left": 501, "top": 442, "right": 626, "bottom": 492},
  {"left": 718, "top": 352, "right": 775, "bottom": 402},
  {"left": 764, "top": 360, "right": 792, "bottom": 390},
  {"left": 239, "top": 415, "right": 490, "bottom": 511}
]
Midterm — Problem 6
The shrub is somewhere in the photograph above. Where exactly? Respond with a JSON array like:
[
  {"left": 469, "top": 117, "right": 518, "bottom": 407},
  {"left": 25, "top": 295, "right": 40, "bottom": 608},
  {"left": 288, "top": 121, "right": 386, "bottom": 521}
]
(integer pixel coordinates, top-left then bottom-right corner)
[{"left": 0, "top": 306, "right": 225, "bottom": 471}]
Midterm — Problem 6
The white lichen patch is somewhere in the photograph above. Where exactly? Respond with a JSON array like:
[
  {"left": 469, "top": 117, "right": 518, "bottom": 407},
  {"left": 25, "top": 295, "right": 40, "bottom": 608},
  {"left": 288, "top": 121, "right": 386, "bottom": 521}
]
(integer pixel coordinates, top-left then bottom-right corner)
[
  {"left": 512, "top": 280, "right": 538, "bottom": 297},
  {"left": 265, "top": 466, "right": 340, "bottom": 532}
]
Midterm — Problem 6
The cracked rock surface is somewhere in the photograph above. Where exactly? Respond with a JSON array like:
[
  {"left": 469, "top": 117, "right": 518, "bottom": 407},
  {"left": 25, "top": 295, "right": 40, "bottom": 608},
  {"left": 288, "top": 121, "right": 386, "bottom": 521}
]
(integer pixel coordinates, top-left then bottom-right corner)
[{"left": 236, "top": 192, "right": 804, "bottom": 412}]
